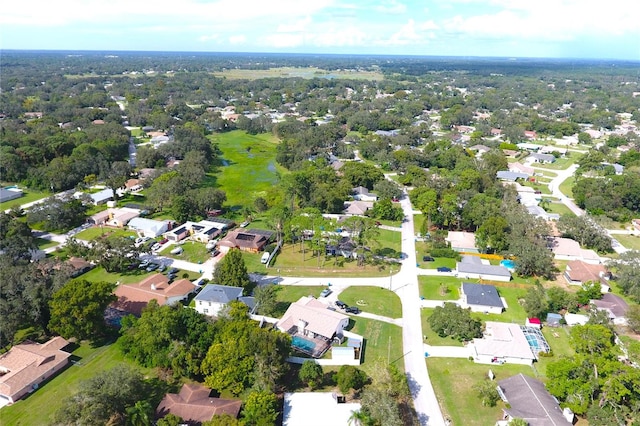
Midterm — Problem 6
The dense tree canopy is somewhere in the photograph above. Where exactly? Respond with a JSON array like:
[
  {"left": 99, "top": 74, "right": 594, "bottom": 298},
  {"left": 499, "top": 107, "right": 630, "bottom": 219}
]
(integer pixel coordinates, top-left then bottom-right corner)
[{"left": 428, "top": 303, "right": 482, "bottom": 341}]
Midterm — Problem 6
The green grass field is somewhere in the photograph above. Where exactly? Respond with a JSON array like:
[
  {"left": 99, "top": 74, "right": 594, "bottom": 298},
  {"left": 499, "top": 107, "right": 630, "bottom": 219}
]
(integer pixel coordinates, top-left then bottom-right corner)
[
  {"left": 81, "top": 266, "right": 155, "bottom": 284},
  {"left": 209, "top": 131, "right": 283, "bottom": 211},
  {"left": 160, "top": 241, "right": 209, "bottom": 263},
  {"left": 0, "top": 188, "right": 50, "bottom": 211},
  {"left": 349, "top": 317, "right": 404, "bottom": 373},
  {"left": 421, "top": 308, "right": 464, "bottom": 347},
  {"left": 427, "top": 358, "right": 536, "bottom": 426},
  {"left": 271, "top": 285, "right": 326, "bottom": 316},
  {"left": 74, "top": 227, "right": 137, "bottom": 241},
  {"left": 545, "top": 201, "right": 575, "bottom": 217},
  {"left": 558, "top": 176, "right": 575, "bottom": 198},
  {"left": 1, "top": 341, "right": 149, "bottom": 425},
  {"left": 35, "top": 238, "right": 59, "bottom": 250},
  {"left": 338, "top": 286, "right": 402, "bottom": 318},
  {"left": 371, "top": 228, "right": 402, "bottom": 258},
  {"left": 418, "top": 277, "right": 461, "bottom": 300},
  {"left": 612, "top": 234, "right": 640, "bottom": 251}
]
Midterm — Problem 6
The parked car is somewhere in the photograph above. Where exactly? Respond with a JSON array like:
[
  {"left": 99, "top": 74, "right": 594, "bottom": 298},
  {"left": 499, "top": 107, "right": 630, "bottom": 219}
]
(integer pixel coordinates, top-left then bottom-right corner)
[
  {"left": 196, "top": 278, "right": 208, "bottom": 286},
  {"left": 335, "top": 300, "right": 348, "bottom": 309},
  {"left": 167, "top": 267, "right": 179, "bottom": 275},
  {"left": 211, "top": 249, "right": 220, "bottom": 257},
  {"left": 167, "top": 273, "right": 177, "bottom": 281},
  {"left": 157, "top": 264, "right": 166, "bottom": 272},
  {"left": 345, "top": 306, "right": 361, "bottom": 314},
  {"left": 151, "top": 243, "right": 161, "bottom": 252},
  {"left": 437, "top": 267, "right": 452, "bottom": 272},
  {"left": 422, "top": 256, "right": 435, "bottom": 262},
  {"left": 159, "top": 238, "right": 168, "bottom": 245},
  {"left": 240, "top": 221, "right": 250, "bottom": 228},
  {"left": 320, "top": 288, "right": 332, "bottom": 298},
  {"left": 170, "top": 246, "right": 183, "bottom": 255},
  {"left": 146, "top": 263, "right": 159, "bottom": 272},
  {"left": 138, "top": 260, "right": 150, "bottom": 269}
]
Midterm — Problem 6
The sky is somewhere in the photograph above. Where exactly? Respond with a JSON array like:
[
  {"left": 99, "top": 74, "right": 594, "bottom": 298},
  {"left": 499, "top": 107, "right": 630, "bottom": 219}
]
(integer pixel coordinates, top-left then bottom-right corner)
[{"left": 2, "top": 0, "right": 639, "bottom": 60}]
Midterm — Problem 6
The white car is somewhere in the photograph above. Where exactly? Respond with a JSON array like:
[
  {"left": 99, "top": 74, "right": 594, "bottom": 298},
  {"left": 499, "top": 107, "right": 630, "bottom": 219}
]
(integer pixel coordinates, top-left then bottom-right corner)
[{"left": 170, "top": 246, "right": 183, "bottom": 255}]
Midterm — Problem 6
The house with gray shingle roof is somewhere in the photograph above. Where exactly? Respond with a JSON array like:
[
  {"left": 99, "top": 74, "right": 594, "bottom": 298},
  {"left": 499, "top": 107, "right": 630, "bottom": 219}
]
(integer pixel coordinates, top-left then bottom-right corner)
[
  {"left": 460, "top": 283, "right": 504, "bottom": 314},
  {"left": 194, "top": 284, "right": 255, "bottom": 317},
  {"left": 456, "top": 256, "right": 511, "bottom": 282}
]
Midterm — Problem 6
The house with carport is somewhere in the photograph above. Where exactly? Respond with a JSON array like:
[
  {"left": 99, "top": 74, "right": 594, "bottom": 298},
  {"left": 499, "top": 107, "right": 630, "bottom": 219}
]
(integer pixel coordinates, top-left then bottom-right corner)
[
  {"left": 0, "top": 336, "right": 71, "bottom": 405},
  {"left": 564, "top": 260, "right": 608, "bottom": 290},
  {"left": 460, "top": 283, "right": 504, "bottom": 314},
  {"left": 550, "top": 237, "right": 601, "bottom": 264}
]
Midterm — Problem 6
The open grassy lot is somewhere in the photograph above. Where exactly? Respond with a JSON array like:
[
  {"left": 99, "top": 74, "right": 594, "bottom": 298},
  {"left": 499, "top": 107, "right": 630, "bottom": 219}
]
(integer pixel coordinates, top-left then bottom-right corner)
[
  {"left": 338, "top": 286, "right": 402, "bottom": 318},
  {"left": 371, "top": 228, "right": 402, "bottom": 258},
  {"left": 418, "top": 276, "right": 461, "bottom": 300},
  {"left": 0, "top": 188, "right": 50, "bottom": 211},
  {"left": 349, "top": 317, "right": 404, "bottom": 373},
  {"left": 558, "top": 176, "right": 575, "bottom": 198},
  {"left": 74, "top": 226, "right": 137, "bottom": 241},
  {"left": 160, "top": 241, "right": 209, "bottom": 264},
  {"left": 209, "top": 131, "right": 283, "bottom": 211},
  {"left": 1, "top": 341, "right": 150, "bottom": 425},
  {"left": 263, "top": 243, "right": 397, "bottom": 278},
  {"left": 427, "top": 358, "right": 536, "bottom": 426},
  {"left": 612, "top": 234, "right": 640, "bottom": 251},
  {"left": 535, "top": 326, "right": 575, "bottom": 377},
  {"left": 81, "top": 266, "right": 155, "bottom": 284},
  {"left": 210, "top": 67, "right": 384, "bottom": 81}
]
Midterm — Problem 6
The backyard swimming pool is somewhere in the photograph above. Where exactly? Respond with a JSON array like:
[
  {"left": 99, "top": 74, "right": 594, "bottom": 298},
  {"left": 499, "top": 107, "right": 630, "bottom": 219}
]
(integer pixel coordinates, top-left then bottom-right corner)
[
  {"left": 500, "top": 259, "right": 515, "bottom": 269},
  {"left": 292, "top": 336, "right": 316, "bottom": 353}
]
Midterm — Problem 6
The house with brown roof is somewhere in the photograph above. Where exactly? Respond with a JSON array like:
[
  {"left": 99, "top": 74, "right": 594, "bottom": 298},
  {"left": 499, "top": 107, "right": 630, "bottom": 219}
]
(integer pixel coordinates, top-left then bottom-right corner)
[
  {"left": 564, "top": 260, "right": 607, "bottom": 286},
  {"left": 342, "top": 200, "right": 373, "bottom": 216},
  {"left": 277, "top": 297, "right": 349, "bottom": 358},
  {"left": 112, "top": 274, "right": 196, "bottom": 316},
  {"left": 0, "top": 337, "right": 71, "bottom": 404},
  {"left": 155, "top": 383, "right": 241, "bottom": 425},
  {"left": 218, "top": 229, "right": 273, "bottom": 253}
]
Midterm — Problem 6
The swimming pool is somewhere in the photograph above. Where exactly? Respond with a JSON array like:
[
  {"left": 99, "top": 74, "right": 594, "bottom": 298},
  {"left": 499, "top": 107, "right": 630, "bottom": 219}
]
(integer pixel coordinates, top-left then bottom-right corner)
[
  {"left": 292, "top": 336, "right": 316, "bottom": 353},
  {"left": 500, "top": 260, "right": 515, "bottom": 269}
]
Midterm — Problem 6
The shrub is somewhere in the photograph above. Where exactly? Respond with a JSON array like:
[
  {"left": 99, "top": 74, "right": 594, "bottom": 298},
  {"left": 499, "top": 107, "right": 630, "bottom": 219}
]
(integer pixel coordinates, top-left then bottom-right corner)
[{"left": 430, "top": 248, "right": 459, "bottom": 259}]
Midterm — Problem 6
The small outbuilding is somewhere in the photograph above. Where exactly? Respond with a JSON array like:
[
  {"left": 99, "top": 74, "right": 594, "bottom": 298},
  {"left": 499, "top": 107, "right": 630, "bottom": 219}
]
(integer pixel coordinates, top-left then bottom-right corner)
[{"left": 546, "top": 313, "right": 562, "bottom": 327}]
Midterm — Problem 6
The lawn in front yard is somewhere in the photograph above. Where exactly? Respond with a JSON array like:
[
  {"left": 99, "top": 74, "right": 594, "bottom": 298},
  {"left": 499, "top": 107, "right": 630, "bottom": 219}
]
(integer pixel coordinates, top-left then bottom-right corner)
[
  {"left": 272, "top": 285, "right": 326, "bottom": 317},
  {"left": 418, "top": 276, "right": 461, "bottom": 300},
  {"left": 348, "top": 316, "right": 404, "bottom": 373},
  {"left": 81, "top": 266, "right": 155, "bottom": 284},
  {"left": 544, "top": 201, "right": 575, "bottom": 217},
  {"left": 470, "top": 286, "right": 528, "bottom": 323},
  {"left": 427, "top": 358, "right": 536, "bottom": 426},
  {"left": 1, "top": 341, "right": 151, "bottom": 425},
  {"left": 74, "top": 226, "right": 137, "bottom": 241},
  {"left": 612, "top": 234, "right": 640, "bottom": 251},
  {"left": 421, "top": 308, "right": 464, "bottom": 347},
  {"left": 337, "top": 286, "right": 402, "bottom": 318},
  {"left": 371, "top": 228, "right": 402, "bottom": 259},
  {"left": 160, "top": 241, "right": 209, "bottom": 263},
  {"left": 558, "top": 176, "right": 575, "bottom": 198},
  {"left": 36, "top": 238, "right": 59, "bottom": 250}
]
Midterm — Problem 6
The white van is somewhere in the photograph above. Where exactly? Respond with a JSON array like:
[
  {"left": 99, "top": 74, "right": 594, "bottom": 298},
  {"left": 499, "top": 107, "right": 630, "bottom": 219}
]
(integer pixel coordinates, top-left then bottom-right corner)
[{"left": 261, "top": 252, "right": 270, "bottom": 264}]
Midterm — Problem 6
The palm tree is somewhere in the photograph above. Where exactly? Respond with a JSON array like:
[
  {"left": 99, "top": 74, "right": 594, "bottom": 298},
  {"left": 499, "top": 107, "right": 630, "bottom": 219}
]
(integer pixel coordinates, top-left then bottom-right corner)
[
  {"left": 126, "top": 400, "right": 153, "bottom": 426},
  {"left": 348, "top": 409, "right": 370, "bottom": 426}
]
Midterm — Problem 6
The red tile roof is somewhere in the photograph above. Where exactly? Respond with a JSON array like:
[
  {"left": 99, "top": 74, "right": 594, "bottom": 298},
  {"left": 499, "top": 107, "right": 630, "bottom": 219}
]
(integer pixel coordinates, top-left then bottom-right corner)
[
  {"left": 155, "top": 383, "right": 241, "bottom": 424},
  {"left": 112, "top": 274, "right": 195, "bottom": 315}
]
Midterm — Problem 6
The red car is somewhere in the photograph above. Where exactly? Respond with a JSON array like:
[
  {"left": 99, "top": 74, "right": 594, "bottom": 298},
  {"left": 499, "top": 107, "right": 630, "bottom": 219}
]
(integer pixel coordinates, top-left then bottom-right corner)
[{"left": 158, "top": 238, "right": 168, "bottom": 245}]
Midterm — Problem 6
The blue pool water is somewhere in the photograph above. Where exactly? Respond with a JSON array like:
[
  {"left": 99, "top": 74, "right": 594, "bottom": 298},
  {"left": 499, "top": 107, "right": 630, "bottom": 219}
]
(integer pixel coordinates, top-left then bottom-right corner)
[
  {"left": 292, "top": 336, "right": 316, "bottom": 352},
  {"left": 500, "top": 260, "right": 515, "bottom": 269}
]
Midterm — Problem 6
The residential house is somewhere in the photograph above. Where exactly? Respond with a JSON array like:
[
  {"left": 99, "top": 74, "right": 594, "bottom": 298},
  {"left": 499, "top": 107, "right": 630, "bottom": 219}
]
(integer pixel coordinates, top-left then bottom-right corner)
[
  {"left": 325, "top": 236, "right": 357, "bottom": 259},
  {"left": 564, "top": 260, "right": 607, "bottom": 286},
  {"left": 471, "top": 322, "right": 538, "bottom": 365},
  {"left": 0, "top": 337, "right": 71, "bottom": 404},
  {"left": 218, "top": 229, "right": 273, "bottom": 253},
  {"left": 343, "top": 200, "right": 373, "bottom": 216},
  {"left": 550, "top": 237, "right": 601, "bottom": 264},
  {"left": 165, "top": 220, "right": 223, "bottom": 243},
  {"left": 0, "top": 188, "right": 24, "bottom": 203},
  {"left": 524, "top": 130, "right": 538, "bottom": 140},
  {"left": 468, "top": 144, "right": 491, "bottom": 157},
  {"left": 496, "top": 170, "right": 529, "bottom": 182},
  {"left": 374, "top": 129, "right": 400, "bottom": 137},
  {"left": 156, "top": 383, "right": 241, "bottom": 425},
  {"left": 277, "top": 296, "right": 349, "bottom": 358},
  {"left": 507, "top": 162, "right": 534, "bottom": 176},
  {"left": 496, "top": 374, "right": 573, "bottom": 426},
  {"left": 89, "top": 188, "right": 115, "bottom": 205},
  {"left": 632, "top": 218, "right": 640, "bottom": 232},
  {"left": 128, "top": 217, "right": 169, "bottom": 238},
  {"left": 527, "top": 153, "right": 556, "bottom": 164},
  {"left": 564, "top": 313, "right": 589, "bottom": 326},
  {"left": 460, "top": 283, "right": 504, "bottom": 314},
  {"left": 123, "top": 179, "right": 142, "bottom": 192},
  {"left": 600, "top": 162, "right": 625, "bottom": 175},
  {"left": 89, "top": 207, "right": 140, "bottom": 227},
  {"left": 540, "top": 146, "right": 567, "bottom": 156},
  {"left": 516, "top": 142, "right": 543, "bottom": 152},
  {"left": 352, "top": 186, "right": 378, "bottom": 202},
  {"left": 526, "top": 205, "right": 560, "bottom": 222},
  {"left": 66, "top": 257, "right": 95, "bottom": 278},
  {"left": 591, "top": 293, "right": 629, "bottom": 325},
  {"left": 112, "top": 274, "right": 196, "bottom": 316},
  {"left": 445, "top": 231, "right": 478, "bottom": 253},
  {"left": 194, "top": 284, "right": 255, "bottom": 317},
  {"left": 456, "top": 256, "right": 511, "bottom": 282},
  {"left": 283, "top": 392, "right": 362, "bottom": 426}
]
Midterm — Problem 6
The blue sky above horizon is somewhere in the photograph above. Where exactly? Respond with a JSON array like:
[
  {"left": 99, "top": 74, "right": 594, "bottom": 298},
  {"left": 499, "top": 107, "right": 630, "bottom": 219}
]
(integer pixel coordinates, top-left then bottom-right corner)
[{"left": 2, "top": 0, "right": 639, "bottom": 60}]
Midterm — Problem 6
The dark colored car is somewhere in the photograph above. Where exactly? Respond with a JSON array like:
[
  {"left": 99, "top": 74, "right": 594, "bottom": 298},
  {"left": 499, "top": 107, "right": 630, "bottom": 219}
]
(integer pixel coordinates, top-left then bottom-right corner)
[
  {"left": 422, "top": 256, "right": 435, "bottom": 262},
  {"left": 157, "top": 264, "right": 166, "bottom": 272},
  {"left": 345, "top": 306, "right": 361, "bottom": 314},
  {"left": 437, "top": 267, "right": 452, "bottom": 272},
  {"left": 335, "top": 300, "right": 348, "bottom": 309},
  {"left": 167, "top": 267, "right": 179, "bottom": 275},
  {"left": 145, "top": 263, "right": 159, "bottom": 272}
]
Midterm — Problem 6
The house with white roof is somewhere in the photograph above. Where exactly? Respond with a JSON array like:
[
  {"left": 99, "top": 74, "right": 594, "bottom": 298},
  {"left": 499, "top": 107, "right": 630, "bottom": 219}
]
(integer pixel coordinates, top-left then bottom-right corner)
[
  {"left": 88, "top": 188, "right": 114, "bottom": 205},
  {"left": 128, "top": 217, "right": 169, "bottom": 238},
  {"left": 471, "top": 322, "right": 537, "bottom": 365},
  {"left": 456, "top": 256, "right": 511, "bottom": 282},
  {"left": 283, "top": 392, "right": 361, "bottom": 426},
  {"left": 352, "top": 186, "right": 378, "bottom": 202},
  {"left": 446, "top": 231, "right": 478, "bottom": 253},
  {"left": 549, "top": 237, "right": 601, "bottom": 264}
]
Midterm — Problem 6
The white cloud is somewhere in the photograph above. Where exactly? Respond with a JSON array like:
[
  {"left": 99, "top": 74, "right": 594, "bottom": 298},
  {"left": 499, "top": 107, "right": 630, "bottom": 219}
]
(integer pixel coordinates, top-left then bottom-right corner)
[
  {"left": 263, "top": 33, "right": 305, "bottom": 48},
  {"left": 229, "top": 35, "right": 246, "bottom": 45},
  {"left": 374, "top": 0, "right": 407, "bottom": 14}
]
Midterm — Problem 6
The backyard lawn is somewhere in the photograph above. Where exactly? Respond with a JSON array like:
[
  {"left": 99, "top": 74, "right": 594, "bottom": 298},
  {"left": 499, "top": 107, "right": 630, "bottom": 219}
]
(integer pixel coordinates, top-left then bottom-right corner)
[
  {"left": 427, "top": 358, "right": 536, "bottom": 426},
  {"left": 1, "top": 341, "right": 150, "bottom": 425},
  {"left": 349, "top": 317, "right": 404, "bottom": 373},
  {"left": 470, "top": 286, "right": 528, "bottom": 323},
  {"left": 612, "top": 234, "right": 640, "bottom": 251},
  {"left": 74, "top": 226, "right": 137, "bottom": 241},
  {"left": 209, "top": 130, "right": 283, "bottom": 212},
  {"left": 338, "top": 286, "right": 402, "bottom": 318}
]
